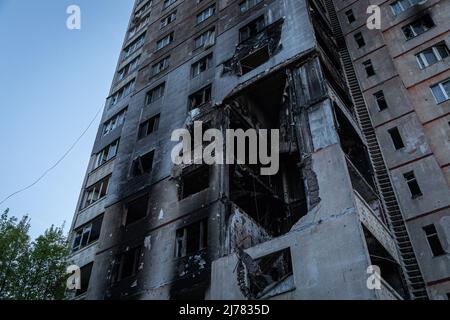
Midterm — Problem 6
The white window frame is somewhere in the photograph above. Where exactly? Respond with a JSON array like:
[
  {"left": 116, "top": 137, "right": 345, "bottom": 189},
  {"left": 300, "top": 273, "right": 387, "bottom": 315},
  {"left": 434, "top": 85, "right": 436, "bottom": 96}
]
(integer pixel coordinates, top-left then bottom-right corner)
[
  {"left": 416, "top": 43, "right": 449, "bottom": 69},
  {"left": 431, "top": 79, "right": 450, "bottom": 104}
]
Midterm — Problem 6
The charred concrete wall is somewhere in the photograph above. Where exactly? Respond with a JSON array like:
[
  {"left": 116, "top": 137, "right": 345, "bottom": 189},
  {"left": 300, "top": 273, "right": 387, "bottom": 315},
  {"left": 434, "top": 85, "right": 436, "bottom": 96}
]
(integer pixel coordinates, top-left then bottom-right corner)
[{"left": 68, "top": 0, "right": 414, "bottom": 300}]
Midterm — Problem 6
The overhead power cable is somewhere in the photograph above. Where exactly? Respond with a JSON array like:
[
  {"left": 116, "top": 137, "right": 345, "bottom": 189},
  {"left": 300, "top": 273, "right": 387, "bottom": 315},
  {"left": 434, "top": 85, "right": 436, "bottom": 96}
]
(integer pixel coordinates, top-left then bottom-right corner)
[{"left": 0, "top": 105, "right": 104, "bottom": 206}]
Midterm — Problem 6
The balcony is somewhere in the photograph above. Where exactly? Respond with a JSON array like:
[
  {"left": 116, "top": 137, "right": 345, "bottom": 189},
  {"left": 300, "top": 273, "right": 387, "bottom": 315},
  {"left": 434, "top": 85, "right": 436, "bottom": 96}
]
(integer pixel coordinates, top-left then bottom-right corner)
[{"left": 223, "top": 18, "right": 284, "bottom": 76}]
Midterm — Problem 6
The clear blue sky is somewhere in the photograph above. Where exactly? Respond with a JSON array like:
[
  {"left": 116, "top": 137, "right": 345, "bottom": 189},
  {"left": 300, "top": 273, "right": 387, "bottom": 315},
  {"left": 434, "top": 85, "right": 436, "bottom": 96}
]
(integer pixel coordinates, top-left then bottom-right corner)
[{"left": 0, "top": 0, "right": 134, "bottom": 238}]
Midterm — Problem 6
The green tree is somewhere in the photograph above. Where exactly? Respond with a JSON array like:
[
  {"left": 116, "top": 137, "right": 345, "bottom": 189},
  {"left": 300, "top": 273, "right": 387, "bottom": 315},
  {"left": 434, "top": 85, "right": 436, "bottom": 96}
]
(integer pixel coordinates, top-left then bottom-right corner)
[{"left": 0, "top": 209, "right": 68, "bottom": 300}]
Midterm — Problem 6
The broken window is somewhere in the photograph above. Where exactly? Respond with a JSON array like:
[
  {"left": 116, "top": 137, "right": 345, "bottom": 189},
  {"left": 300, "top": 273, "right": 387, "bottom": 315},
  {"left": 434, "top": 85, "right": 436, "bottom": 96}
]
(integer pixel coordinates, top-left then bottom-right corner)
[
  {"left": 354, "top": 32, "right": 365, "bottom": 48},
  {"left": 138, "top": 114, "right": 160, "bottom": 139},
  {"left": 403, "top": 171, "right": 422, "bottom": 198},
  {"left": 132, "top": 151, "right": 155, "bottom": 177},
  {"left": 196, "top": 5, "right": 215, "bottom": 24},
  {"left": 240, "top": 45, "right": 270, "bottom": 74},
  {"left": 125, "top": 195, "right": 149, "bottom": 225},
  {"left": 81, "top": 176, "right": 110, "bottom": 209},
  {"left": 180, "top": 166, "right": 210, "bottom": 199},
  {"left": 117, "top": 56, "right": 140, "bottom": 82},
  {"left": 239, "top": 16, "right": 265, "bottom": 42},
  {"left": 363, "top": 59, "right": 375, "bottom": 77},
  {"left": 238, "top": 248, "right": 293, "bottom": 299},
  {"left": 72, "top": 215, "right": 103, "bottom": 252},
  {"left": 239, "top": 0, "right": 263, "bottom": 13},
  {"left": 188, "top": 85, "right": 212, "bottom": 111},
  {"left": 103, "top": 109, "right": 127, "bottom": 136},
  {"left": 113, "top": 246, "right": 142, "bottom": 283},
  {"left": 431, "top": 78, "right": 450, "bottom": 104},
  {"left": 374, "top": 90, "right": 388, "bottom": 111},
  {"left": 94, "top": 139, "right": 120, "bottom": 169},
  {"left": 152, "top": 56, "right": 170, "bottom": 75},
  {"left": 345, "top": 9, "right": 355, "bottom": 23},
  {"left": 416, "top": 42, "right": 449, "bottom": 69},
  {"left": 75, "top": 262, "right": 93, "bottom": 296},
  {"left": 160, "top": 11, "right": 176, "bottom": 29},
  {"left": 388, "top": 127, "right": 405, "bottom": 150},
  {"left": 191, "top": 54, "right": 213, "bottom": 78},
  {"left": 402, "top": 14, "right": 434, "bottom": 40},
  {"left": 146, "top": 82, "right": 166, "bottom": 104},
  {"left": 156, "top": 32, "right": 174, "bottom": 51},
  {"left": 194, "top": 28, "right": 216, "bottom": 50},
  {"left": 423, "top": 224, "right": 445, "bottom": 257},
  {"left": 175, "top": 219, "right": 208, "bottom": 258},
  {"left": 108, "top": 80, "right": 135, "bottom": 107}
]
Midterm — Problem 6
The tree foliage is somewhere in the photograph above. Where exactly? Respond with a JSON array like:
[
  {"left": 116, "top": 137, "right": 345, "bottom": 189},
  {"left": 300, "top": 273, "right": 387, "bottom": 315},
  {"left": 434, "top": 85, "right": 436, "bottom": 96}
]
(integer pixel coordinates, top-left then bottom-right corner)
[{"left": 0, "top": 209, "right": 68, "bottom": 300}]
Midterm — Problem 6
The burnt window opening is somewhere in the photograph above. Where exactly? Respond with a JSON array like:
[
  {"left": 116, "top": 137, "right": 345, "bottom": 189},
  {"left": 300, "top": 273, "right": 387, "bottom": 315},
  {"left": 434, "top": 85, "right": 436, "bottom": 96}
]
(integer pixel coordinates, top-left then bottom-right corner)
[
  {"left": 345, "top": 9, "right": 356, "bottom": 23},
  {"left": 246, "top": 248, "right": 294, "bottom": 299},
  {"left": 132, "top": 151, "right": 154, "bottom": 177},
  {"left": 230, "top": 162, "right": 295, "bottom": 236},
  {"left": 354, "top": 32, "right": 365, "bottom": 48},
  {"left": 188, "top": 85, "right": 212, "bottom": 111},
  {"left": 138, "top": 115, "right": 160, "bottom": 140},
  {"left": 423, "top": 224, "right": 445, "bottom": 257},
  {"left": 222, "top": 18, "right": 283, "bottom": 77},
  {"left": 403, "top": 171, "right": 422, "bottom": 199},
  {"left": 388, "top": 127, "right": 405, "bottom": 150},
  {"left": 175, "top": 219, "right": 208, "bottom": 258},
  {"left": 362, "top": 226, "right": 408, "bottom": 299},
  {"left": 240, "top": 45, "right": 271, "bottom": 75},
  {"left": 363, "top": 59, "right": 375, "bottom": 77},
  {"left": 239, "top": 15, "right": 266, "bottom": 42},
  {"left": 228, "top": 149, "right": 307, "bottom": 236},
  {"left": 75, "top": 262, "right": 94, "bottom": 296},
  {"left": 180, "top": 166, "right": 210, "bottom": 199},
  {"left": 112, "top": 246, "right": 142, "bottom": 284},
  {"left": 374, "top": 91, "right": 388, "bottom": 111},
  {"left": 402, "top": 14, "right": 435, "bottom": 40},
  {"left": 125, "top": 195, "right": 149, "bottom": 225},
  {"left": 72, "top": 215, "right": 103, "bottom": 252}
]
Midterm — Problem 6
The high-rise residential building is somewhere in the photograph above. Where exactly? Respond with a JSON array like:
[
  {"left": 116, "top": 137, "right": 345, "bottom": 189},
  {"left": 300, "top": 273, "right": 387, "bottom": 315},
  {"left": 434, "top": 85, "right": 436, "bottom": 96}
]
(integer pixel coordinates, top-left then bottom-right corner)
[
  {"left": 67, "top": 0, "right": 449, "bottom": 300},
  {"left": 333, "top": 0, "right": 450, "bottom": 299}
]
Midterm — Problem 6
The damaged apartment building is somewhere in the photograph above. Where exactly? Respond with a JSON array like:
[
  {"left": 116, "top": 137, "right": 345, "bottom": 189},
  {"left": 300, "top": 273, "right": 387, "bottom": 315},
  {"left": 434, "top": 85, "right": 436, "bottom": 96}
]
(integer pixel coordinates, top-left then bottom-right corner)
[{"left": 68, "top": 0, "right": 450, "bottom": 300}]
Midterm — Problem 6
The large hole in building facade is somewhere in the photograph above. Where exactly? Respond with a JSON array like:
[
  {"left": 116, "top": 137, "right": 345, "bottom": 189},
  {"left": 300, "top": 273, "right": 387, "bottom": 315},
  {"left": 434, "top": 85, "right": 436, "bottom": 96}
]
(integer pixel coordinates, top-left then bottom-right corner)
[{"left": 228, "top": 72, "right": 308, "bottom": 239}]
